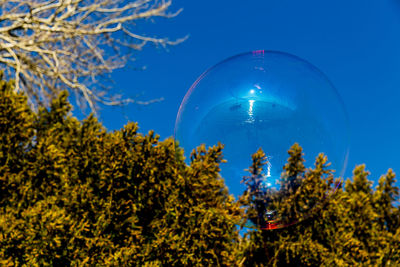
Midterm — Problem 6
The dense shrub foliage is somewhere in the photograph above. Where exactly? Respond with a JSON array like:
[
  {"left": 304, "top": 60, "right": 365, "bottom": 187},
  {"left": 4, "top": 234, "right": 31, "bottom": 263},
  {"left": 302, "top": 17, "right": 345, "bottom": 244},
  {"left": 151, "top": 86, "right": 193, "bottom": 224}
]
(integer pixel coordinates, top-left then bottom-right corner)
[
  {"left": 0, "top": 74, "right": 399, "bottom": 266},
  {"left": 240, "top": 148, "right": 400, "bottom": 266},
  {"left": 0, "top": 74, "right": 242, "bottom": 266}
]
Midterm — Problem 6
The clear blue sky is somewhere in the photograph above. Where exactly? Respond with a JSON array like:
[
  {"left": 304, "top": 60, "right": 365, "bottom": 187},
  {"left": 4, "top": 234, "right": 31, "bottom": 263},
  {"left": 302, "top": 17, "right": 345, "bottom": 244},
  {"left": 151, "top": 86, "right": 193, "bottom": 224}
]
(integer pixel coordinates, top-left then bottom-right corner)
[{"left": 89, "top": 0, "right": 400, "bottom": 189}]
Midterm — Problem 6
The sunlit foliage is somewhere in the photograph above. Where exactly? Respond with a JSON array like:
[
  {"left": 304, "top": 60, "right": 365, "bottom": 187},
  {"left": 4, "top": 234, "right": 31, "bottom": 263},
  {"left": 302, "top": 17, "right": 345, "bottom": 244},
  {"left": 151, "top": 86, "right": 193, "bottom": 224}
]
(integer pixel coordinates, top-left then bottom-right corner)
[
  {"left": 0, "top": 73, "right": 242, "bottom": 266},
  {"left": 240, "top": 149, "right": 400, "bottom": 266},
  {"left": 0, "top": 74, "right": 399, "bottom": 266}
]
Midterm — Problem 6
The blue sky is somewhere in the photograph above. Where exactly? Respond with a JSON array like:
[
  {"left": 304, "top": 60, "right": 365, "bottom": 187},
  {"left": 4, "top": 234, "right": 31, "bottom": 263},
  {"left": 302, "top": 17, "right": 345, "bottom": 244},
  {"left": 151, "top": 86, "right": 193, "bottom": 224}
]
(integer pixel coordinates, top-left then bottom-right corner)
[{"left": 91, "top": 0, "right": 400, "bottom": 189}]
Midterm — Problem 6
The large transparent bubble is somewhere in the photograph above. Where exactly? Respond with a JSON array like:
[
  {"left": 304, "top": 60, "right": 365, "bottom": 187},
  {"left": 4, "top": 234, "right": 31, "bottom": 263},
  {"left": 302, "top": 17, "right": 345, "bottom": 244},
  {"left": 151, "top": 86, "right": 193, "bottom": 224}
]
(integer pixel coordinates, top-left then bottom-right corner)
[{"left": 175, "top": 50, "right": 350, "bottom": 229}]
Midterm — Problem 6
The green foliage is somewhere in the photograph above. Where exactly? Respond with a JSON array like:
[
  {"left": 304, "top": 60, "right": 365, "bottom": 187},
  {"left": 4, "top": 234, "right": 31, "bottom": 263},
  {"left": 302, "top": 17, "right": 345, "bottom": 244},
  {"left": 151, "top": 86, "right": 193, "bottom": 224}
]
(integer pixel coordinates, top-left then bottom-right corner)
[
  {"left": 240, "top": 148, "right": 271, "bottom": 229},
  {"left": 0, "top": 74, "right": 242, "bottom": 266},
  {"left": 240, "top": 151, "right": 400, "bottom": 267},
  {"left": 0, "top": 73, "right": 399, "bottom": 266}
]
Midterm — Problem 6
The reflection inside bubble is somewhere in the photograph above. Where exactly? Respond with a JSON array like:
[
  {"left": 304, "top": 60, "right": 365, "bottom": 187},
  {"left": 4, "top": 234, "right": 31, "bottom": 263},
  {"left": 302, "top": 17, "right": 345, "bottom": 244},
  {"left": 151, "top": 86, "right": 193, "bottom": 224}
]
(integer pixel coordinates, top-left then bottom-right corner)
[{"left": 175, "top": 51, "right": 349, "bottom": 229}]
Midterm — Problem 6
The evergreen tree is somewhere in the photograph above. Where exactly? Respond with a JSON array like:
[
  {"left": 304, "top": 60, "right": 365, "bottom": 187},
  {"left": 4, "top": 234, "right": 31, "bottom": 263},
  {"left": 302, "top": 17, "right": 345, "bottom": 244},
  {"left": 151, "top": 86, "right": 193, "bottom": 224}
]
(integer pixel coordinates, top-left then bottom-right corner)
[
  {"left": 240, "top": 151, "right": 400, "bottom": 266},
  {"left": 240, "top": 148, "right": 271, "bottom": 229},
  {"left": 0, "top": 73, "right": 399, "bottom": 266},
  {"left": 0, "top": 73, "right": 242, "bottom": 266}
]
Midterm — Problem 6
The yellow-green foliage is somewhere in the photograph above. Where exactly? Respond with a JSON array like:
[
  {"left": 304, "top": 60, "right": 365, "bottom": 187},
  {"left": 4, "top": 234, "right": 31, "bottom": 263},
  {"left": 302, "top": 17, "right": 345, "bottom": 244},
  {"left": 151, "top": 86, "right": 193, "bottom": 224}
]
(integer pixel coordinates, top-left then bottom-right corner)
[
  {"left": 240, "top": 147, "right": 400, "bottom": 266},
  {"left": 0, "top": 73, "right": 399, "bottom": 266},
  {"left": 0, "top": 74, "right": 243, "bottom": 266}
]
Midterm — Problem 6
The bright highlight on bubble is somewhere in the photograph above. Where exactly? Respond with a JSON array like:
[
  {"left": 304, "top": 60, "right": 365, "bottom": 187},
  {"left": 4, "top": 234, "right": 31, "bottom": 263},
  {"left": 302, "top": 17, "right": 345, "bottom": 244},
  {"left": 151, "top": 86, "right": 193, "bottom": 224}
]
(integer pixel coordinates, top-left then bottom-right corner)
[{"left": 175, "top": 50, "right": 350, "bottom": 229}]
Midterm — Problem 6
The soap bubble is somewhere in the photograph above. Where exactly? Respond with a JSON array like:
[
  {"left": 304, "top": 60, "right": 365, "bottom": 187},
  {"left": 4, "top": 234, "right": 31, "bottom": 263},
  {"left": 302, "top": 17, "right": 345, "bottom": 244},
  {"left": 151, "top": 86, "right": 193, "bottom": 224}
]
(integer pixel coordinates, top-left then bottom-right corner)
[{"left": 175, "top": 50, "right": 349, "bottom": 229}]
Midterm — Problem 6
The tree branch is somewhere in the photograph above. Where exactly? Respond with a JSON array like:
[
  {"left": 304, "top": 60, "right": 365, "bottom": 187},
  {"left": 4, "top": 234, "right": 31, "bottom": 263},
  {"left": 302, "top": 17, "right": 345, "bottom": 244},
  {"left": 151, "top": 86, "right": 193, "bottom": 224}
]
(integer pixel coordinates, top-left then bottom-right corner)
[{"left": 0, "top": 0, "right": 184, "bottom": 115}]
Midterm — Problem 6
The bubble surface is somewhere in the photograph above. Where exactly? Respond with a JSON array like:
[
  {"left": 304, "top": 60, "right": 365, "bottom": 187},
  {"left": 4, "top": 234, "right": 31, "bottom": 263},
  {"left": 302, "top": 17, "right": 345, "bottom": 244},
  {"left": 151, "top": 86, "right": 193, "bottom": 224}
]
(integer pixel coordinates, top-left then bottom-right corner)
[{"left": 175, "top": 50, "right": 349, "bottom": 229}]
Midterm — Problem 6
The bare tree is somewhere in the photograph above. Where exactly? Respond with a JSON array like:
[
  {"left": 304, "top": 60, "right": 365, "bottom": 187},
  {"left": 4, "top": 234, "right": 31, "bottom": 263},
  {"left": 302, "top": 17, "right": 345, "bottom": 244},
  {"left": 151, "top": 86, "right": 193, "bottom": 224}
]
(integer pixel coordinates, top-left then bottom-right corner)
[{"left": 0, "top": 0, "right": 184, "bottom": 114}]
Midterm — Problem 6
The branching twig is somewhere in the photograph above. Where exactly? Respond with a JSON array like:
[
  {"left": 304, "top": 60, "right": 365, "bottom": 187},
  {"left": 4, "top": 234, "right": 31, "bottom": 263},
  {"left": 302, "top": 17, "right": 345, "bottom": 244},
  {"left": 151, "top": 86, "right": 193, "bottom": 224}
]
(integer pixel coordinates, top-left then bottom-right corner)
[{"left": 0, "top": 0, "right": 185, "bottom": 115}]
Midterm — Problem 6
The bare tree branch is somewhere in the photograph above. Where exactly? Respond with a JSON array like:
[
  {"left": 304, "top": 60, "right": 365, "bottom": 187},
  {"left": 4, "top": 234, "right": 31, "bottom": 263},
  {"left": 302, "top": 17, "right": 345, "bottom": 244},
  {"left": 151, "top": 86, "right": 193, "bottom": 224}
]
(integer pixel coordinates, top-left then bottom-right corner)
[{"left": 0, "top": 0, "right": 185, "bottom": 115}]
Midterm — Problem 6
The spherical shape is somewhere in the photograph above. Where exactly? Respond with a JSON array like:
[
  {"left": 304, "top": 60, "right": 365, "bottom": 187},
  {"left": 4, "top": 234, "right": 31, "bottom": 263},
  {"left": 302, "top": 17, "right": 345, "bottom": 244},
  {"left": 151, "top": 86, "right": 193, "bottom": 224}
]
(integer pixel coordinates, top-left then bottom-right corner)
[{"left": 175, "top": 50, "right": 350, "bottom": 229}]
